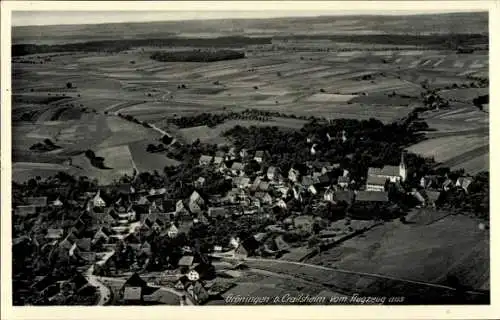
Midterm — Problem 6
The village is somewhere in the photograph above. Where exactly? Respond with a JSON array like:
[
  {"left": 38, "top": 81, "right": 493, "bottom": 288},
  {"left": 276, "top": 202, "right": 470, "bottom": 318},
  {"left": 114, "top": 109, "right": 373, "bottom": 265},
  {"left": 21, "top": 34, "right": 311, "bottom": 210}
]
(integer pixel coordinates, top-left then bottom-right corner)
[{"left": 12, "top": 131, "right": 484, "bottom": 306}]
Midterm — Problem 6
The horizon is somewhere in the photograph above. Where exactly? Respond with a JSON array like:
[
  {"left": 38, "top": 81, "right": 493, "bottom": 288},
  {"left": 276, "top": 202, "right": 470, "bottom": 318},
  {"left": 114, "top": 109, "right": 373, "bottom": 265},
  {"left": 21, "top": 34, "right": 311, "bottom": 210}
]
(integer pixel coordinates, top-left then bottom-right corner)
[{"left": 11, "top": 10, "right": 485, "bottom": 27}]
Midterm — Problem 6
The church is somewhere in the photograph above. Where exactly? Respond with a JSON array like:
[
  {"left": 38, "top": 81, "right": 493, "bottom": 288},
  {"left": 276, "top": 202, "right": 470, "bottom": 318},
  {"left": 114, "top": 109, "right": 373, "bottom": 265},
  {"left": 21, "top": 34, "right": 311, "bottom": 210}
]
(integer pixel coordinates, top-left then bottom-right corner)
[{"left": 366, "top": 152, "right": 407, "bottom": 191}]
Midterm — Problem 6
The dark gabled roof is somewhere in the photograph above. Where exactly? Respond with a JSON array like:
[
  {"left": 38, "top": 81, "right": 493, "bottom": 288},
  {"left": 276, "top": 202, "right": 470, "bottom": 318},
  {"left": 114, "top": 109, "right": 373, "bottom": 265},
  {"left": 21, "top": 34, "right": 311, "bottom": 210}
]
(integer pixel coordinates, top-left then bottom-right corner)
[
  {"left": 425, "top": 190, "right": 442, "bottom": 202},
  {"left": 178, "top": 255, "right": 194, "bottom": 267},
  {"left": 355, "top": 191, "right": 389, "bottom": 202},
  {"left": 254, "top": 150, "right": 264, "bottom": 158},
  {"left": 317, "top": 174, "right": 330, "bottom": 185},
  {"left": 124, "top": 273, "right": 147, "bottom": 288},
  {"left": 215, "top": 151, "right": 226, "bottom": 158},
  {"left": 335, "top": 190, "right": 354, "bottom": 204},
  {"left": 301, "top": 176, "right": 314, "bottom": 186}
]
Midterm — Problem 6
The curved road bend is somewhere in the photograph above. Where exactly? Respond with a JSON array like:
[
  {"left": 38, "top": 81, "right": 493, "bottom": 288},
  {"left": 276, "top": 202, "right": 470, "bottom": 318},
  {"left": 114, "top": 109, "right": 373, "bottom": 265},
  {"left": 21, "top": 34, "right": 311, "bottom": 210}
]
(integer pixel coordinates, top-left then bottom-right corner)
[{"left": 84, "top": 265, "right": 111, "bottom": 305}]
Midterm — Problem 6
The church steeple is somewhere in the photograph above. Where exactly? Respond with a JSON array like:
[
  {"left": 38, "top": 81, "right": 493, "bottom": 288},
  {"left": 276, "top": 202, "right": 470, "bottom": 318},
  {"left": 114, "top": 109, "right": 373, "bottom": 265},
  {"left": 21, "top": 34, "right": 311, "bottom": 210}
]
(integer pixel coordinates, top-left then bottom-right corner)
[{"left": 399, "top": 151, "right": 407, "bottom": 182}]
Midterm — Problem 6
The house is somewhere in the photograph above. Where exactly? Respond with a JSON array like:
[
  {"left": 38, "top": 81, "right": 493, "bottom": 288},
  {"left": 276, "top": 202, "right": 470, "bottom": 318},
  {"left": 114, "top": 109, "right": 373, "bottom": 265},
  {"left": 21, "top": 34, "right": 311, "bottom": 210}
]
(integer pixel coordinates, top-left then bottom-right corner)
[
  {"left": 217, "top": 161, "right": 228, "bottom": 173},
  {"left": 288, "top": 168, "right": 300, "bottom": 183},
  {"left": 335, "top": 190, "right": 355, "bottom": 206},
  {"left": 230, "top": 162, "right": 245, "bottom": 175},
  {"left": 277, "top": 186, "right": 290, "bottom": 199},
  {"left": 274, "top": 235, "right": 291, "bottom": 252},
  {"left": 254, "top": 150, "right": 265, "bottom": 163},
  {"left": 189, "top": 191, "right": 205, "bottom": 214},
  {"left": 355, "top": 191, "right": 389, "bottom": 203},
  {"left": 293, "top": 215, "right": 314, "bottom": 233},
  {"left": 25, "top": 196, "right": 48, "bottom": 207},
  {"left": 195, "top": 177, "right": 206, "bottom": 189},
  {"left": 92, "top": 191, "right": 106, "bottom": 207},
  {"left": 456, "top": 177, "right": 473, "bottom": 193},
  {"left": 122, "top": 273, "right": 147, "bottom": 304},
  {"left": 176, "top": 200, "right": 189, "bottom": 216},
  {"left": 208, "top": 207, "right": 227, "bottom": 218},
  {"left": 213, "top": 151, "right": 226, "bottom": 165},
  {"left": 186, "top": 281, "right": 210, "bottom": 304},
  {"left": 308, "top": 185, "right": 318, "bottom": 195},
  {"left": 267, "top": 166, "right": 279, "bottom": 181},
  {"left": 46, "top": 228, "right": 64, "bottom": 240},
  {"left": 227, "top": 147, "right": 237, "bottom": 161},
  {"left": 234, "top": 244, "right": 248, "bottom": 259},
  {"left": 92, "top": 227, "right": 110, "bottom": 245},
  {"left": 199, "top": 155, "right": 213, "bottom": 166},
  {"left": 337, "top": 176, "right": 350, "bottom": 189},
  {"left": 257, "top": 181, "right": 270, "bottom": 192},
  {"left": 411, "top": 190, "right": 426, "bottom": 206},
  {"left": 420, "top": 175, "right": 439, "bottom": 189},
  {"left": 443, "top": 178, "right": 454, "bottom": 191},
  {"left": 301, "top": 175, "right": 315, "bottom": 187},
  {"left": 425, "top": 190, "right": 442, "bottom": 208},
  {"left": 274, "top": 199, "right": 287, "bottom": 209},
  {"left": 366, "top": 175, "right": 387, "bottom": 192},
  {"left": 14, "top": 205, "right": 37, "bottom": 217},
  {"left": 251, "top": 176, "right": 263, "bottom": 191},
  {"left": 178, "top": 255, "right": 195, "bottom": 272},
  {"left": 322, "top": 163, "right": 340, "bottom": 175},
  {"left": 255, "top": 192, "right": 273, "bottom": 205},
  {"left": 52, "top": 198, "right": 63, "bottom": 207},
  {"left": 239, "top": 148, "right": 249, "bottom": 160},
  {"left": 323, "top": 186, "right": 336, "bottom": 202},
  {"left": 233, "top": 176, "right": 251, "bottom": 189}
]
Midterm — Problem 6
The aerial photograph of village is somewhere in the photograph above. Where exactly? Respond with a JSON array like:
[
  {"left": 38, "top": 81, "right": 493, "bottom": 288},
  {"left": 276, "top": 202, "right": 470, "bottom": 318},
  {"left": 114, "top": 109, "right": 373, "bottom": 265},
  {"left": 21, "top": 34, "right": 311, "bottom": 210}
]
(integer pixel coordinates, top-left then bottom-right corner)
[{"left": 10, "top": 8, "right": 489, "bottom": 306}]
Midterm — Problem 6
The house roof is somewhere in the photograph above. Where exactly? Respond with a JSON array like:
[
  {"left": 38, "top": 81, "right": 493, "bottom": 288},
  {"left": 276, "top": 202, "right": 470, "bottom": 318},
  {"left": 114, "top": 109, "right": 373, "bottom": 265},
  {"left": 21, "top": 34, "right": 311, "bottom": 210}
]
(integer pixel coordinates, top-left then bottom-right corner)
[
  {"left": 301, "top": 176, "right": 314, "bottom": 186},
  {"left": 425, "top": 190, "right": 441, "bottom": 202},
  {"left": 355, "top": 191, "right": 389, "bottom": 202},
  {"left": 76, "top": 238, "right": 91, "bottom": 251},
  {"left": 208, "top": 207, "right": 227, "bottom": 217},
  {"left": 366, "top": 175, "right": 388, "bottom": 186},
  {"left": 368, "top": 166, "right": 399, "bottom": 177},
  {"left": 15, "top": 205, "right": 37, "bottom": 215},
  {"left": 199, "top": 155, "right": 213, "bottom": 162},
  {"left": 178, "top": 255, "right": 194, "bottom": 267},
  {"left": 317, "top": 174, "right": 330, "bottom": 185},
  {"left": 254, "top": 151, "right": 264, "bottom": 158},
  {"left": 231, "top": 162, "right": 244, "bottom": 170},
  {"left": 215, "top": 151, "right": 226, "bottom": 158},
  {"left": 457, "top": 177, "right": 473, "bottom": 189},
  {"left": 124, "top": 273, "right": 147, "bottom": 287},
  {"left": 46, "top": 228, "right": 64, "bottom": 239},
  {"left": 26, "top": 196, "right": 48, "bottom": 207},
  {"left": 258, "top": 181, "right": 270, "bottom": 191},
  {"left": 267, "top": 166, "right": 278, "bottom": 174},
  {"left": 123, "top": 286, "right": 142, "bottom": 301}
]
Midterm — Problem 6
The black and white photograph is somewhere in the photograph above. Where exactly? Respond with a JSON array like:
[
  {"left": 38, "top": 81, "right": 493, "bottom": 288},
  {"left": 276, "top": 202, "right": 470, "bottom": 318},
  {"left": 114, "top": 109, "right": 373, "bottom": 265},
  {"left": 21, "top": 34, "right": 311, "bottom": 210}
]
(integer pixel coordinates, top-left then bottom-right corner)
[{"left": 1, "top": 0, "right": 496, "bottom": 317}]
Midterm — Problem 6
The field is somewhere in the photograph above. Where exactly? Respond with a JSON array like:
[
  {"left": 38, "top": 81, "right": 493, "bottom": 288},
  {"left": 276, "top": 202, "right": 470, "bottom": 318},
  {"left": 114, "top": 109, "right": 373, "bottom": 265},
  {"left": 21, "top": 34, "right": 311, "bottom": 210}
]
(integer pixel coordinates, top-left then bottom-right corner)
[
  {"left": 12, "top": 13, "right": 489, "bottom": 182},
  {"left": 306, "top": 213, "right": 489, "bottom": 290}
]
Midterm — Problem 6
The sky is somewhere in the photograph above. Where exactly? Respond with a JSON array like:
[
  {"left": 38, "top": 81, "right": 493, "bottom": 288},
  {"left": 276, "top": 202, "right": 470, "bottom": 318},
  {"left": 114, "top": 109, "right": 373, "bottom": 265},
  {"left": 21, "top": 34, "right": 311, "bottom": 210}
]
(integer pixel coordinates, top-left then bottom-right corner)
[{"left": 11, "top": 9, "right": 481, "bottom": 27}]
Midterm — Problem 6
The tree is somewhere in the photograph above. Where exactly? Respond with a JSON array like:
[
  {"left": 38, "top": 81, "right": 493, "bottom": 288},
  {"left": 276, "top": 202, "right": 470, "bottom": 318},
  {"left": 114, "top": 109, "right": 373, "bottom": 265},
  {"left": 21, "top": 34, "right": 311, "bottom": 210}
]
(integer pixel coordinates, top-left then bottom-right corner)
[{"left": 66, "top": 82, "right": 73, "bottom": 89}]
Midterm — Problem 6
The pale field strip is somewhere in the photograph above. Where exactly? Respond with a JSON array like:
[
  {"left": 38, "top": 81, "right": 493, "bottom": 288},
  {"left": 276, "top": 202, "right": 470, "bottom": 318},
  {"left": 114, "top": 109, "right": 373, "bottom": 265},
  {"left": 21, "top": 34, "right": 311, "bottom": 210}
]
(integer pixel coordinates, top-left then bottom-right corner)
[
  {"left": 337, "top": 51, "right": 363, "bottom": 57},
  {"left": 453, "top": 61, "right": 466, "bottom": 68},
  {"left": 435, "top": 107, "right": 471, "bottom": 118},
  {"left": 305, "top": 93, "right": 358, "bottom": 103},
  {"left": 398, "top": 50, "right": 425, "bottom": 56},
  {"left": 12, "top": 162, "right": 71, "bottom": 170},
  {"left": 464, "top": 117, "right": 488, "bottom": 122}
]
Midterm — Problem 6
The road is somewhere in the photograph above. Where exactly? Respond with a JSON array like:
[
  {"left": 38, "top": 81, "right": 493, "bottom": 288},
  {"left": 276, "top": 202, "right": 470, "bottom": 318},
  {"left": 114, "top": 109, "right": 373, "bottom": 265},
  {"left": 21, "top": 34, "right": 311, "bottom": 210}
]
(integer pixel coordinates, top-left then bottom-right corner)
[{"left": 84, "top": 265, "right": 111, "bottom": 306}]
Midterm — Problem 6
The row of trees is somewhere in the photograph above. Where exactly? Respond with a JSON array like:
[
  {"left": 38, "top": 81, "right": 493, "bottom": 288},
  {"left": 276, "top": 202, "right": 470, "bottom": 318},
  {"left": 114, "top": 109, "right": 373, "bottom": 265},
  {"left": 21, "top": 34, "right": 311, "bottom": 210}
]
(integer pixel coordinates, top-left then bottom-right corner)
[{"left": 150, "top": 49, "right": 245, "bottom": 63}]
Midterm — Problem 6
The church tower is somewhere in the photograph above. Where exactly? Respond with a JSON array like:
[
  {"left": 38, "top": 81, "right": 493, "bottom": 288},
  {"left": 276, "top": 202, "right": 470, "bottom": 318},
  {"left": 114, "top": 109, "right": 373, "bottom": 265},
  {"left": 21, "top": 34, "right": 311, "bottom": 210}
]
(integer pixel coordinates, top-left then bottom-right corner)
[{"left": 399, "top": 151, "right": 407, "bottom": 182}]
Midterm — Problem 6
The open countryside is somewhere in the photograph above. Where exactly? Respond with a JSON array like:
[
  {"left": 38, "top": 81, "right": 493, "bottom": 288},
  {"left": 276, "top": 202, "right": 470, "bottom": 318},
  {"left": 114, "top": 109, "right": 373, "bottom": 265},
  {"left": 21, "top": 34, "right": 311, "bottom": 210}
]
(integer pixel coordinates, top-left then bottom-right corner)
[{"left": 11, "top": 11, "right": 489, "bottom": 306}]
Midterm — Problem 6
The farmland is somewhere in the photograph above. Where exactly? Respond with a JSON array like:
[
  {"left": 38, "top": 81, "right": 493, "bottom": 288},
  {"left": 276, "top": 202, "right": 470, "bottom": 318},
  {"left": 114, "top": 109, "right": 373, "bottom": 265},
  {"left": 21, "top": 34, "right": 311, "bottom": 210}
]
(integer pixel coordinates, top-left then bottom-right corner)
[{"left": 12, "top": 13, "right": 489, "bottom": 180}]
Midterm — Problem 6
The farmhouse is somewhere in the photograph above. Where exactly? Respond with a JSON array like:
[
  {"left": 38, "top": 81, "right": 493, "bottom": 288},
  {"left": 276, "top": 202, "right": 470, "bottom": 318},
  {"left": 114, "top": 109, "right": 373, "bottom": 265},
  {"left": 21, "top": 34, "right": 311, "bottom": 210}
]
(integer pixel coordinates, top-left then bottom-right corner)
[
  {"left": 230, "top": 162, "right": 245, "bottom": 175},
  {"left": 189, "top": 191, "right": 205, "bottom": 214},
  {"left": 267, "top": 166, "right": 279, "bottom": 181},
  {"left": 199, "top": 155, "right": 213, "bottom": 166},
  {"left": 456, "top": 177, "right": 473, "bottom": 193},
  {"left": 254, "top": 150, "right": 265, "bottom": 163},
  {"left": 213, "top": 151, "right": 226, "bottom": 165},
  {"left": 288, "top": 168, "right": 300, "bottom": 183},
  {"left": 355, "top": 191, "right": 389, "bottom": 203}
]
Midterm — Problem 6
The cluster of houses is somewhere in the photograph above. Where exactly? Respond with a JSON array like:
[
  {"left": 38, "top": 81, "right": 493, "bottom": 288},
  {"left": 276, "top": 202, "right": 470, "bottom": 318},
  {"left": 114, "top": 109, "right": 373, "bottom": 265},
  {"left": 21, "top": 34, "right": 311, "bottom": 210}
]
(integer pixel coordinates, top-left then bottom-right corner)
[{"left": 12, "top": 142, "right": 478, "bottom": 305}]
